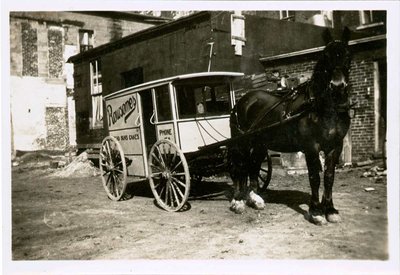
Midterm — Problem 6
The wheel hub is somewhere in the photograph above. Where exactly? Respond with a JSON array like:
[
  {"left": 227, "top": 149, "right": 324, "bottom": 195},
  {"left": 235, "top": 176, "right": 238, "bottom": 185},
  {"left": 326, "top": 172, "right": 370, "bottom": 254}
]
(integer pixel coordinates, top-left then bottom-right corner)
[{"left": 162, "top": 171, "right": 172, "bottom": 180}]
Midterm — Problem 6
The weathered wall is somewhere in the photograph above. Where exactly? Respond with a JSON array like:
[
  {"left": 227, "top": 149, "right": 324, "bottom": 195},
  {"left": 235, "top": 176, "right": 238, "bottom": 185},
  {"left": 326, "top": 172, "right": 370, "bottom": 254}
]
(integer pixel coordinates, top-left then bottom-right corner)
[{"left": 10, "top": 12, "right": 159, "bottom": 152}]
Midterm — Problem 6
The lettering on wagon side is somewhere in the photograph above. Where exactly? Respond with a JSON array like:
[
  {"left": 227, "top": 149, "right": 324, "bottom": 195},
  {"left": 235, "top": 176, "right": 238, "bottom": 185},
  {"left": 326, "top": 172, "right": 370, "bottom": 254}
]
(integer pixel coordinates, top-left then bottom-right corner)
[{"left": 107, "top": 95, "right": 137, "bottom": 127}]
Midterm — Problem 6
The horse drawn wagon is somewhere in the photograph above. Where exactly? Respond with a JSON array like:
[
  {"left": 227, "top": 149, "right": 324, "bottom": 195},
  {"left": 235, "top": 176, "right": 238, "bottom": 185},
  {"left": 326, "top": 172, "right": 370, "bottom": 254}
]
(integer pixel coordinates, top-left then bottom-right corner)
[
  {"left": 101, "top": 27, "right": 353, "bottom": 225},
  {"left": 100, "top": 72, "right": 273, "bottom": 211}
]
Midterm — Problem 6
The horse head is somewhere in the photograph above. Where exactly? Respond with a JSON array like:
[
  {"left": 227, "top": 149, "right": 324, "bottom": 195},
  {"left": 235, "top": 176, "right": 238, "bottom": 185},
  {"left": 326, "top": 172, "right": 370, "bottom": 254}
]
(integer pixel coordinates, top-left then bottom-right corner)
[
  {"left": 321, "top": 27, "right": 352, "bottom": 89},
  {"left": 314, "top": 27, "right": 352, "bottom": 109}
]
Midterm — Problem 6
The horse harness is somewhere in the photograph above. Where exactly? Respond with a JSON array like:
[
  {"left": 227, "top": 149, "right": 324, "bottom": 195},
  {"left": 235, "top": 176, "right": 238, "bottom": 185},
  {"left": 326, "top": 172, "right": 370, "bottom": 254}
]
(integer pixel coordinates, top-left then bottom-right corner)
[{"left": 231, "top": 81, "right": 314, "bottom": 135}]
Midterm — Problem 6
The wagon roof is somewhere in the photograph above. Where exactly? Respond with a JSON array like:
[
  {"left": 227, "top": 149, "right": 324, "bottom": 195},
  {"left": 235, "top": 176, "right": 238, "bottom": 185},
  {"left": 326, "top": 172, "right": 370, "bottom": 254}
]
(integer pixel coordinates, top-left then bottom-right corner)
[{"left": 104, "top": 71, "right": 244, "bottom": 100}]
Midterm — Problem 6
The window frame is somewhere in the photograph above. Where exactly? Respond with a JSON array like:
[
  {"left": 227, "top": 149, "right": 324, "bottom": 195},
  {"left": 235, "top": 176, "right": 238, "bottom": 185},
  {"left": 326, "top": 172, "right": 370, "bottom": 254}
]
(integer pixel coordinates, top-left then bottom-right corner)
[
  {"left": 280, "top": 10, "right": 295, "bottom": 21},
  {"left": 175, "top": 82, "right": 232, "bottom": 119},
  {"left": 89, "top": 59, "right": 103, "bottom": 129},
  {"left": 79, "top": 29, "right": 94, "bottom": 53},
  {"left": 357, "top": 10, "right": 386, "bottom": 29}
]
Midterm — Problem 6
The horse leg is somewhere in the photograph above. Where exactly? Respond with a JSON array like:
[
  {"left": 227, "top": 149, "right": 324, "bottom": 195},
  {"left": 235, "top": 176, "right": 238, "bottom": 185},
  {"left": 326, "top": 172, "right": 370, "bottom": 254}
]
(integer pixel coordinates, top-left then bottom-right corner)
[
  {"left": 305, "top": 151, "right": 327, "bottom": 225},
  {"left": 229, "top": 146, "right": 248, "bottom": 214},
  {"left": 246, "top": 145, "right": 266, "bottom": 210},
  {"left": 322, "top": 145, "right": 342, "bottom": 223}
]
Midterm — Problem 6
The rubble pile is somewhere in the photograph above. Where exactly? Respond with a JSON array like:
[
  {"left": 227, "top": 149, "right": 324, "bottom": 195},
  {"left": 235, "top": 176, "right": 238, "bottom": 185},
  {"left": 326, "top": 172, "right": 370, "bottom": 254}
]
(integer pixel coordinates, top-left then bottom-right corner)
[
  {"left": 361, "top": 165, "right": 387, "bottom": 181},
  {"left": 51, "top": 152, "right": 100, "bottom": 178}
]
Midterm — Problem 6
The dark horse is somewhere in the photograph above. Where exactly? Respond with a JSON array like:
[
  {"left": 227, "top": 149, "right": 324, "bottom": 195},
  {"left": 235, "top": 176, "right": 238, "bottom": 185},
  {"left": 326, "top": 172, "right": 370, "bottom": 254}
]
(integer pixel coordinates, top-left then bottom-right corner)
[{"left": 229, "top": 27, "right": 352, "bottom": 225}]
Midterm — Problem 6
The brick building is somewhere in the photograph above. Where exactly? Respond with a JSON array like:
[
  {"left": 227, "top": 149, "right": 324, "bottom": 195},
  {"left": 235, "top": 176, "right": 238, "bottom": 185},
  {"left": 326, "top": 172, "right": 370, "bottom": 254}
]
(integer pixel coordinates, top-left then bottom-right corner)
[
  {"left": 258, "top": 10, "right": 386, "bottom": 163},
  {"left": 68, "top": 11, "right": 334, "bottom": 153},
  {"left": 68, "top": 10, "right": 386, "bottom": 165},
  {"left": 9, "top": 11, "right": 169, "bottom": 154}
]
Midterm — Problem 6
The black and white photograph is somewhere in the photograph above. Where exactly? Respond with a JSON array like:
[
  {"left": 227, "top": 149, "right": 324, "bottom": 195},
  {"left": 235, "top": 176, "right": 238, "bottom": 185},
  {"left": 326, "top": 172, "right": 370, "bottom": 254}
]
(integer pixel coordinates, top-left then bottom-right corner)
[{"left": 2, "top": 1, "right": 399, "bottom": 274}]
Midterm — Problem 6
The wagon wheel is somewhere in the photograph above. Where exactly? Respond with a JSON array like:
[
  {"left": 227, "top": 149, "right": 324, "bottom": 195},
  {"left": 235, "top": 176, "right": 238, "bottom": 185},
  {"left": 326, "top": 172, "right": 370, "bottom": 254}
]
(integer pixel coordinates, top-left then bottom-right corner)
[
  {"left": 258, "top": 152, "right": 272, "bottom": 192},
  {"left": 148, "top": 139, "right": 190, "bottom": 212},
  {"left": 99, "top": 136, "right": 127, "bottom": 201}
]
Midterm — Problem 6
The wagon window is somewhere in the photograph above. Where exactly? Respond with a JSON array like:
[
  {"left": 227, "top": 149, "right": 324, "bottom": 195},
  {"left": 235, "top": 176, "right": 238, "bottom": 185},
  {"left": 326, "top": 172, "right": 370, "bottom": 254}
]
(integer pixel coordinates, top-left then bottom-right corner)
[
  {"left": 176, "top": 83, "right": 231, "bottom": 118},
  {"left": 154, "top": 85, "right": 172, "bottom": 122}
]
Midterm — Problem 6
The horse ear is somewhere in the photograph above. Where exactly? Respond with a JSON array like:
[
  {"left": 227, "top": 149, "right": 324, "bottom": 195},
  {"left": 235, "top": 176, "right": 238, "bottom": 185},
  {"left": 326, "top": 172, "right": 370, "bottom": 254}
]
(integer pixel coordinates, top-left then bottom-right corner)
[
  {"left": 322, "top": 28, "right": 333, "bottom": 45},
  {"left": 341, "top": 27, "right": 351, "bottom": 45}
]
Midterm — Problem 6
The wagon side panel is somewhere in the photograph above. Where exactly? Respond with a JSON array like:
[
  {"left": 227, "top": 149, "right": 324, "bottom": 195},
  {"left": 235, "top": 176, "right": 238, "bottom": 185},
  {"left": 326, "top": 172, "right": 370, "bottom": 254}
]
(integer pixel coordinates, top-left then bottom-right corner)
[{"left": 105, "top": 92, "right": 146, "bottom": 177}]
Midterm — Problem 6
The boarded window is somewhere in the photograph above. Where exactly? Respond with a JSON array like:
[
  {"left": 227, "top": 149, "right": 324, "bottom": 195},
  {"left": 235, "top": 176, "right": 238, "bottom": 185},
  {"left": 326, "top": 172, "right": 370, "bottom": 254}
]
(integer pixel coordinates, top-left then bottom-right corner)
[
  {"left": 21, "top": 22, "right": 38, "bottom": 76},
  {"left": 48, "top": 27, "right": 63, "bottom": 78}
]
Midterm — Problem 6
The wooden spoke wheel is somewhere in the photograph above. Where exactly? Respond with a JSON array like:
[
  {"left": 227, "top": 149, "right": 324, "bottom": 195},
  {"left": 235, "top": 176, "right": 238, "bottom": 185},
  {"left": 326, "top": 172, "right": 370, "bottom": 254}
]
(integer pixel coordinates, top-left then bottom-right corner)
[
  {"left": 258, "top": 151, "right": 272, "bottom": 192},
  {"left": 99, "top": 136, "right": 127, "bottom": 201},
  {"left": 148, "top": 139, "right": 190, "bottom": 212}
]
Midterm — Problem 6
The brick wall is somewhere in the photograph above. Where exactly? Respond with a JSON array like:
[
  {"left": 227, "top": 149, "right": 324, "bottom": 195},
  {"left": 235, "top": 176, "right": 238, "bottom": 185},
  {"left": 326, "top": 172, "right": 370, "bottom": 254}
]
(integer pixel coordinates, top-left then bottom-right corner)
[
  {"left": 348, "top": 57, "right": 376, "bottom": 161},
  {"left": 261, "top": 54, "right": 379, "bottom": 163}
]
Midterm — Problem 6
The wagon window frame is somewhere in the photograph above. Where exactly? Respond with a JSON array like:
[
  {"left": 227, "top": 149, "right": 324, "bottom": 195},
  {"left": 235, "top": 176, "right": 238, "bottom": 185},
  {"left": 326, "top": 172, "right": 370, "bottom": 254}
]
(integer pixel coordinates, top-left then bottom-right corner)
[
  {"left": 174, "top": 80, "right": 232, "bottom": 119},
  {"left": 153, "top": 84, "right": 173, "bottom": 122}
]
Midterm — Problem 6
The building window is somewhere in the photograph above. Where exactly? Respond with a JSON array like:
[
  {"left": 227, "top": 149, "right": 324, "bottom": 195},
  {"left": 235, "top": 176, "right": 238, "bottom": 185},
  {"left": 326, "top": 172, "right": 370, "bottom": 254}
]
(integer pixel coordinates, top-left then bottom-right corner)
[
  {"left": 280, "top": 11, "right": 295, "bottom": 21},
  {"left": 90, "top": 59, "right": 103, "bottom": 129},
  {"left": 121, "top": 67, "right": 143, "bottom": 88},
  {"left": 79, "top": 29, "right": 94, "bottom": 52},
  {"left": 359, "top": 10, "right": 386, "bottom": 25}
]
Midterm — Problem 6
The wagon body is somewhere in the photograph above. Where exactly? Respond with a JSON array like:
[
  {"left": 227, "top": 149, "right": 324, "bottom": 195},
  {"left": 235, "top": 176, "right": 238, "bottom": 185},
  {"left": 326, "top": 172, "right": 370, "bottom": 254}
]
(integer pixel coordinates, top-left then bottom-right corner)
[
  {"left": 103, "top": 71, "right": 243, "bottom": 178},
  {"left": 99, "top": 72, "right": 272, "bottom": 210}
]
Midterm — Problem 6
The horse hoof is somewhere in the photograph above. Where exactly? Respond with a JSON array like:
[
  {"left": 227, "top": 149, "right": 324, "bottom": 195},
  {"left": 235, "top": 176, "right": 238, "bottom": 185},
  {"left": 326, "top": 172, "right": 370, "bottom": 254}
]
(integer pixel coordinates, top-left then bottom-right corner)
[
  {"left": 230, "top": 200, "right": 245, "bottom": 214},
  {"left": 247, "top": 191, "right": 265, "bottom": 210},
  {"left": 326, "top": 213, "right": 341, "bottom": 223},
  {"left": 308, "top": 214, "right": 327, "bottom": 226}
]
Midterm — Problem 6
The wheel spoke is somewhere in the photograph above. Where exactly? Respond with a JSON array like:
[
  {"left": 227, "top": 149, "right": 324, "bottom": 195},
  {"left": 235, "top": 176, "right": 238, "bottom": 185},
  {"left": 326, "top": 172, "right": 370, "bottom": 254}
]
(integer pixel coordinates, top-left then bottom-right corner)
[
  {"left": 113, "top": 174, "right": 120, "bottom": 197},
  {"left": 170, "top": 179, "right": 184, "bottom": 199},
  {"left": 105, "top": 141, "right": 112, "bottom": 164},
  {"left": 172, "top": 172, "right": 186, "bottom": 176},
  {"left": 260, "top": 167, "right": 269, "bottom": 173},
  {"left": 164, "top": 182, "right": 169, "bottom": 205},
  {"left": 151, "top": 172, "right": 163, "bottom": 178},
  {"left": 158, "top": 184, "right": 166, "bottom": 197},
  {"left": 151, "top": 152, "right": 165, "bottom": 169},
  {"left": 112, "top": 168, "right": 124, "bottom": 174},
  {"left": 150, "top": 163, "right": 163, "bottom": 171},
  {"left": 171, "top": 177, "right": 187, "bottom": 189},
  {"left": 106, "top": 173, "right": 112, "bottom": 187},
  {"left": 155, "top": 146, "right": 166, "bottom": 168},
  {"left": 102, "top": 170, "right": 111, "bottom": 176},
  {"left": 170, "top": 150, "right": 177, "bottom": 169},
  {"left": 170, "top": 159, "right": 183, "bottom": 173},
  {"left": 168, "top": 182, "right": 174, "bottom": 207}
]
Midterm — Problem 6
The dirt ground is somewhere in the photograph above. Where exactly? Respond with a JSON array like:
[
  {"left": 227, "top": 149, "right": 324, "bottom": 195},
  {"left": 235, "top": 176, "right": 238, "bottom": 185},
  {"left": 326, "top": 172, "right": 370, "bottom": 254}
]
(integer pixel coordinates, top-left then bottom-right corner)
[{"left": 11, "top": 155, "right": 389, "bottom": 262}]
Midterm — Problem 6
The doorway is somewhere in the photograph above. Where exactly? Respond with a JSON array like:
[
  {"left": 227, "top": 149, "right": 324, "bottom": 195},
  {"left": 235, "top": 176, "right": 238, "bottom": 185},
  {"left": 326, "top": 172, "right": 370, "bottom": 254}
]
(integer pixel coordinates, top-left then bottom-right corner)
[{"left": 139, "top": 89, "right": 157, "bottom": 153}]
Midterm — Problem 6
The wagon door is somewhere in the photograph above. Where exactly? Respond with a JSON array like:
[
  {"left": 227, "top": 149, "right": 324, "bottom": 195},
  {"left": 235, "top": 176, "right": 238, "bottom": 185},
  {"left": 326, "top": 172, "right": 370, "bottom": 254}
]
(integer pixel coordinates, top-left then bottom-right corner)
[
  {"left": 105, "top": 92, "right": 147, "bottom": 178},
  {"left": 152, "top": 84, "right": 178, "bottom": 145}
]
